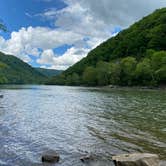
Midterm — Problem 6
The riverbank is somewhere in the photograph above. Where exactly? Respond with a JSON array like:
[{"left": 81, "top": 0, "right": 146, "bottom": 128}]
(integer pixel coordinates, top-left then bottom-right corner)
[{"left": 104, "top": 84, "right": 166, "bottom": 91}]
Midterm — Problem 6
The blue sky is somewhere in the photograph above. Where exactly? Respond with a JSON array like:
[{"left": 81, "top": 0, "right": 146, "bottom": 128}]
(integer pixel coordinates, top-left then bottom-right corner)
[
  {"left": 0, "top": 0, "right": 66, "bottom": 32},
  {"left": 0, "top": 0, "right": 166, "bottom": 69},
  {"left": 0, "top": 0, "right": 69, "bottom": 68}
]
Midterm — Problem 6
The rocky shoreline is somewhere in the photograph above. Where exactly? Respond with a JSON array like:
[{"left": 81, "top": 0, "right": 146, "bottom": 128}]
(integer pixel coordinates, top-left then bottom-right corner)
[
  {"left": 104, "top": 84, "right": 166, "bottom": 91},
  {"left": 41, "top": 152, "right": 162, "bottom": 166}
]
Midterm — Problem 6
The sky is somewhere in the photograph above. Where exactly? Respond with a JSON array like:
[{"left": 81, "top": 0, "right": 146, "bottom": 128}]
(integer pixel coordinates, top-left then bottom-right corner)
[{"left": 0, "top": 0, "right": 166, "bottom": 70}]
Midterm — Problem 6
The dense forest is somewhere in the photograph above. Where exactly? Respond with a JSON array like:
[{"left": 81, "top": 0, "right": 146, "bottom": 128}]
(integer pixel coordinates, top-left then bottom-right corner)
[
  {"left": 36, "top": 68, "right": 63, "bottom": 77},
  {"left": 0, "top": 52, "right": 63, "bottom": 84},
  {"left": 0, "top": 52, "right": 47, "bottom": 84},
  {"left": 47, "top": 8, "right": 166, "bottom": 86}
]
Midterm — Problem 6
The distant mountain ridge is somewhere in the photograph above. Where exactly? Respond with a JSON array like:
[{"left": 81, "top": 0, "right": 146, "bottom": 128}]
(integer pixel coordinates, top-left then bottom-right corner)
[{"left": 36, "top": 68, "right": 63, "bottom": 77}]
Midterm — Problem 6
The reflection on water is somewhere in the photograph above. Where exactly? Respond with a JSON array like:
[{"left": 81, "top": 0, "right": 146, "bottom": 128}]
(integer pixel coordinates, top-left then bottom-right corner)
[{"left": 0, "top": 85, "right": 166, "bottom": 166}]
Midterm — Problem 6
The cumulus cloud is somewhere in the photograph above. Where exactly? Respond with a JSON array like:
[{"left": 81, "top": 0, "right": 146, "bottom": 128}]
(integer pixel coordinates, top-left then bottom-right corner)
[
  {"left": 37, "top": 47, "right": 89, "bottom": 70},
  {"left": 0, "top": 26, "right": 83, "bottom": 62},
  {"left": 65, "top": 0, "right": 166, "bottom": 27},
  {"left": 45, "top": 1, "right": 111, "bottom": 39},
  {"left": 0, "top": 0, "right": 166, "bottom": 69},
  {"left": 8, "top": 26, "right": 82, "bottom": 50},
  {"left": 37, "top": 49, "right": 55, "bottom": 64}
]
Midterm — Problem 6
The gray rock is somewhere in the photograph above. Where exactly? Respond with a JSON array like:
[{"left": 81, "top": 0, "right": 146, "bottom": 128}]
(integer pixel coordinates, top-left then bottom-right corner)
[
  {"left": 112, "top": 153, "right": 159, "bottom": 166},
  {"left": 80, "top": 154, "right": 94, "bottom": 163},
  {"left": 0, "top": 95, "right": 3, "bottom": 98},
  {"left": 108, "top": 85, "right": 117, "bottom": 88},
  {"left": 41, "top": 153, "right": 60, "bottom": 163}
]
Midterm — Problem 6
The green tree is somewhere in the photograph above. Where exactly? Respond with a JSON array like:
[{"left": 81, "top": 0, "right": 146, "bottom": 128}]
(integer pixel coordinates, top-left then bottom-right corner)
[
  {"left": 150, "top": 51, "right": 166, "bottom": 70},
  {"left": 120, "top": 57, "right": 137, "bottom": 85},
  {"left": 135, "top": 58, "right": 155, "bottom": 85},
  {"left": 0, "top": 76, "right": 8, "bottom": 84},
  {"left": 66, "top": 73, "right": 80, "bottom": 85},
  {"left": 82, "top": 66, "right": 97, "bottom": 86},
  {"left": 148, "top": 24, "right": 166, "bottom": 50},
  {"left": 109, "top": 62, "right": 121, "bottom": 85},
  {"left": 149, "top": 51, "right": 166, "bottom": 83},
  {"left": 155, "top": 66, "right": 166, "bottom": 83},
  {"left": 0, "top": 61, "right": 8, "bottom": 69},
  {"left": 66, "top": 75, "right": 72, "bottom": 85},
  {"left": 71, "top": 73, "right": 80, "bottom": 85},
  {"left": 145, "top": 49, "right": 156, "bottom": 58},
  {"left": 96, "top": 61, "right": 111, "bottom": 86},
  {"left": 48, "top": 74, "right": 66, "bottom": 85}
]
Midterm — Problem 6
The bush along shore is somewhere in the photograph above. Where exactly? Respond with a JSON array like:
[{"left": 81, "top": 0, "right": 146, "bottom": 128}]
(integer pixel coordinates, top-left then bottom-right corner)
[{"left": 47, "top": 50, "right": 166, "bottom": 87}]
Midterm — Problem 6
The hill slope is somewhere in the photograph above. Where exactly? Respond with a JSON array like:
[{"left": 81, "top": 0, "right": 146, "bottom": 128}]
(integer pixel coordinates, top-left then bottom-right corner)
[
  {"left": 48, "top": 8, "right": 166, "bottom": 86},
  {"left": 36, "top": 68, "right": 63, "bottom": 77},
  {"left": 0, "top": 52, "right": 46, "bottom": 84},
  {"left": 65, "top": 8, "right": 166, "bottom": 75}
]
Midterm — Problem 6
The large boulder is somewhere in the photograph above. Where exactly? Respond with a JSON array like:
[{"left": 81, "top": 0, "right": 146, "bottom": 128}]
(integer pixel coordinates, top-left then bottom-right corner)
[
  {"left": 41, "top": 153, "right": 60, "bottom": 163},
  {"left": 112, "top": 153, "right": 159, "bottom": 166}
]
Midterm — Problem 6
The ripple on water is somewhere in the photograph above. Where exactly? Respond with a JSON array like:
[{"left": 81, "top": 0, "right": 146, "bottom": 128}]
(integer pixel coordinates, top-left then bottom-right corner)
[{"left": 0, "top": 85, "right": 165, "bottom": 165}]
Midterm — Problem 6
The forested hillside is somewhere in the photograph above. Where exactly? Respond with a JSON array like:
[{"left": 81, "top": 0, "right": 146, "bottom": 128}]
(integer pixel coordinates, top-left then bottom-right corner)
[
  {"left": 48, "top": 8, "right": 166, "bottom": 86},
  {"left": 36, "top": 68, "right": 63, "bottom": 77},
  {"left": 0, "top": 52, "right": 46, "bottom": 84}
]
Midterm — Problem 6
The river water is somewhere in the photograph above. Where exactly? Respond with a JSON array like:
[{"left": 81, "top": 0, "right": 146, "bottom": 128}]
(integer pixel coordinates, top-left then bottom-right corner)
[{"left": 0, "top": 85, "right": 166, "bottom": 166}]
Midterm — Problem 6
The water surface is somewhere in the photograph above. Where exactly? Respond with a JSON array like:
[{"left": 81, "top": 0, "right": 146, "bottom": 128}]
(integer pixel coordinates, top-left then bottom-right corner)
[{"left": 0, "top": 85, "right": 166, "bottom": 165}]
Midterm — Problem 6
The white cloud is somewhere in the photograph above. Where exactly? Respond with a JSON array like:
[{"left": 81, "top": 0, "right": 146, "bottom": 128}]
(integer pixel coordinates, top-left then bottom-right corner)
[
  {"left": 52, "top": 47, "right": 89, "bottom": 69},
  {"left": 37, "top": 49, "right": 55, "bottom": 64},
  {"left": 44, "top": 1, "right": 110, "bottom": 39},
  {"left": 0, "top": 26, "right": 83, "bottom": 63},
  {"left": 0, "top": 36, "right": 6, "bottom": 49},
  {"left": 8, "top": 26, "right": 82, "bottom": 50},
  {"left": 65, "top": 0, "right": 166, "bottom": 27},
  {"left": 37, "top": 47, "right": 89, "bottom": 70},
  {"left": 25, "top": 12, "right": 33, "bottom": 18},
  {"left": 0, "top": 0, "right": 166, "bottom": 69}
]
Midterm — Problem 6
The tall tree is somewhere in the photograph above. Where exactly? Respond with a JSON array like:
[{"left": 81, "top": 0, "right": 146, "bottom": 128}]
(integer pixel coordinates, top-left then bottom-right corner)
[
  {"left": 120, "top": 57, "right": 137, "bottom": 85},
  {"left": 82, "top": 66, "right": 97, "bottom": 86}
]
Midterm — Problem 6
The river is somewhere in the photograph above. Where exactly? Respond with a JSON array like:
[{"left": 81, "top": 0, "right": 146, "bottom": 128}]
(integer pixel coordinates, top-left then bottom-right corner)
[{"left": 0, "top": 85, "right": 165, "bottom": 165}]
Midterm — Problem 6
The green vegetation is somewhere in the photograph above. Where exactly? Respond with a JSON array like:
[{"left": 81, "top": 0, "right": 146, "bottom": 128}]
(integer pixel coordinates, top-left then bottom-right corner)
[
  {"left": 47, "top": 8, "right": 166, "bottom": 86},
  {"left": 36, "top": 68, "right": 63, "bottom": 77},
  {"left": 0, "top": 52, "right": 46, "bottom": 84}
]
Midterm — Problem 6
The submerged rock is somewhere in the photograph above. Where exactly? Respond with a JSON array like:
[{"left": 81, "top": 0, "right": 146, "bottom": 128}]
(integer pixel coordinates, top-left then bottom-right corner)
[
  {"left": 112, "top": 153, "right": 159, "bottom": 166},
  {"left": 108, "top": 85, "right": 117, "bottom": 88},
  {"left": 0, "top": 95, "right": 3, "bottom": 98},
  {"left": 80, "top": 154, "right": 94, "bottom": 163},
  {"left": 41, "top": 153, "right": 60, "bottom": 163}
]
